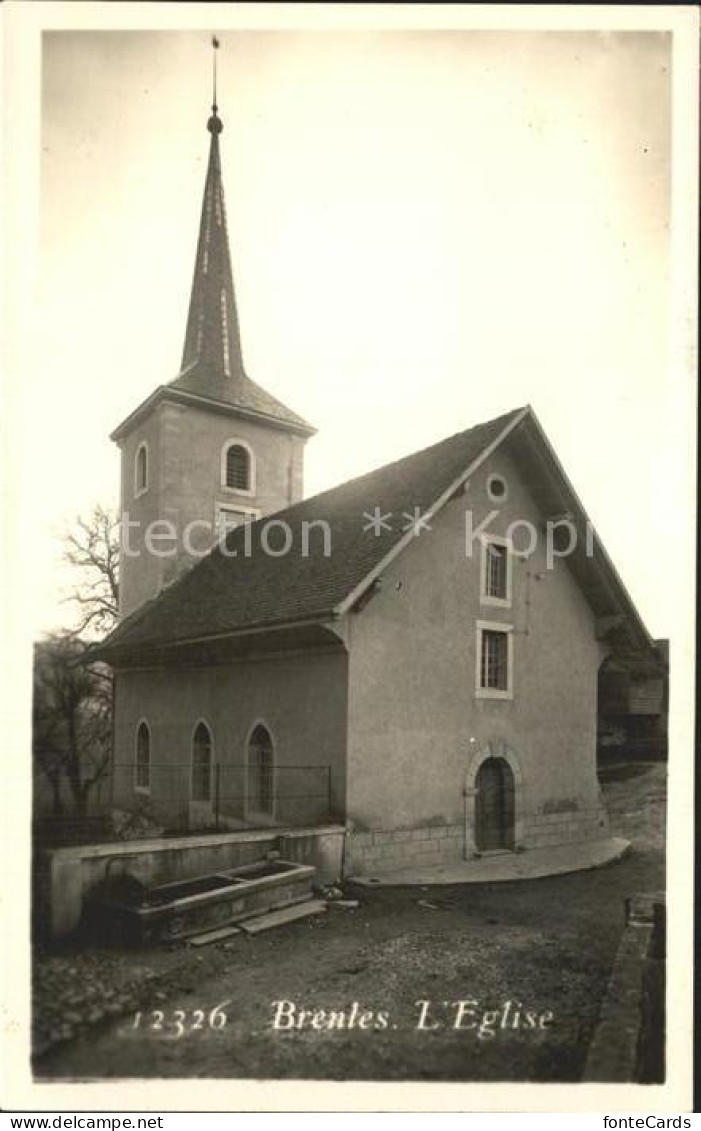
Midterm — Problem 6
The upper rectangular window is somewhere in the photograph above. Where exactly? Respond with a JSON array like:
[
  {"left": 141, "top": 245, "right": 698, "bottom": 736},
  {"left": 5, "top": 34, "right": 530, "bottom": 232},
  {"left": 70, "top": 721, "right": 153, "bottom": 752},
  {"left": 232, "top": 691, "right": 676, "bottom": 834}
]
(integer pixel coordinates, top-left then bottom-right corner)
[
  {"left": 480, "top": 535, "right": 512, "bottom": 607},
  {"left": 486, "top": 544, "right": 507, "bottom": 599}
]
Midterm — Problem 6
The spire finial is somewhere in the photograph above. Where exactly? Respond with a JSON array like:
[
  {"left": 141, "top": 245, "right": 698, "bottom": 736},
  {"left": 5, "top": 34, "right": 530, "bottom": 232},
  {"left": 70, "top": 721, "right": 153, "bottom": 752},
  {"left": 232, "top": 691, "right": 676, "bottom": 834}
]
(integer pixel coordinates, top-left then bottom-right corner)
[
  {"left": 208, "top": 37, "right": 223, "bottom": 135},
  {"left": 212, "top": 36, "right": 219, "bottom": 110}
]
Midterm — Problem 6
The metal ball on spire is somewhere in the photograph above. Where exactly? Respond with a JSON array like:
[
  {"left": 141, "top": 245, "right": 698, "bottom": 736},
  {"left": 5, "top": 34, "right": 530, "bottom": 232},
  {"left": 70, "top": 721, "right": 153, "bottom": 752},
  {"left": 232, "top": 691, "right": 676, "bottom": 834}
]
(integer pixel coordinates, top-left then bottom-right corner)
[{"left": 208, "top": 34, "right": 223, "bottom": 133}]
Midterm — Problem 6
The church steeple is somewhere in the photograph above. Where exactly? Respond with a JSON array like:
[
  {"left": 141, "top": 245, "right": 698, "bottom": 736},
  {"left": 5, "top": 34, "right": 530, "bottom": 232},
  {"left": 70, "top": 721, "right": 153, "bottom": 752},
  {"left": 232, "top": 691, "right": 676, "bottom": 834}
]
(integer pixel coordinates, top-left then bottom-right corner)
[
  {"left": 112, "top": 38, "right": 314, "bottom": 618},
  {"left": 179, "top": 84, "right": 246, "bottom": 386},
  {"left": 167, "top": 41, "right": 312, "bottom": 436}
]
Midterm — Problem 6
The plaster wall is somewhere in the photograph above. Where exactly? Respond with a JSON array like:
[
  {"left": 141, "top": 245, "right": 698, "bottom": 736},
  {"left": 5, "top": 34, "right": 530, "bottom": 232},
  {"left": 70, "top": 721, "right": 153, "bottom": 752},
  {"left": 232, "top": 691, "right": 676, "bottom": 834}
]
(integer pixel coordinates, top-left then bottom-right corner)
[
  {"left": 117, "top": 399, "right": 307, "bottom": 617},
  {"left": 112, "top": 649, "right": 348, "bottom": 831},
  {"left": 345, "top": 448, "right": 607, "bottom": 872}
]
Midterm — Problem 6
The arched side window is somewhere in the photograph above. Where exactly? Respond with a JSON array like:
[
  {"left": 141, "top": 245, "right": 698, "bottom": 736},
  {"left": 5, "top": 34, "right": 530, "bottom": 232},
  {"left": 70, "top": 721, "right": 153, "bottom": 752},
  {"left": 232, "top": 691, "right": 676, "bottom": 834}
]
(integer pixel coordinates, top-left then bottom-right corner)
[
  {"left": 135, "top": 442, "right": 148, "bottom": 497},
  {"left": 192, "top": 721, "right": 213, "bottom": 802},
  {"left": 248, "top": 723, "right": 274, "bottom": 816},
  {"left": 221, "top": 439, "right": 254, "bottom": 494},
  {"left": 135, "top": 721, "right": 151, "bottom": 792}
]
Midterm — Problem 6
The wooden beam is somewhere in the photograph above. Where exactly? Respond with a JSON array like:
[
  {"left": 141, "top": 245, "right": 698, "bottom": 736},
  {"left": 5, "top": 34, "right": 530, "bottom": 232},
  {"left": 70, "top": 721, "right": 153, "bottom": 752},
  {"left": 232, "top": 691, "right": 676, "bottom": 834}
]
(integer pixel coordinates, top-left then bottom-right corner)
[{"left": 595, "top": 614, "right": 626, "bottom": 640}]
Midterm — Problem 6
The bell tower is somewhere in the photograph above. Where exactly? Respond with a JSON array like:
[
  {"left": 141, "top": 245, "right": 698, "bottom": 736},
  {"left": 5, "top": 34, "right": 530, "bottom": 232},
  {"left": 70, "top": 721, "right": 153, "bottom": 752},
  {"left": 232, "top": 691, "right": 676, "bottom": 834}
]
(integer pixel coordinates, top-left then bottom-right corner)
[{"left": 112, "top": 42, "right": 315, "bottom": 620}]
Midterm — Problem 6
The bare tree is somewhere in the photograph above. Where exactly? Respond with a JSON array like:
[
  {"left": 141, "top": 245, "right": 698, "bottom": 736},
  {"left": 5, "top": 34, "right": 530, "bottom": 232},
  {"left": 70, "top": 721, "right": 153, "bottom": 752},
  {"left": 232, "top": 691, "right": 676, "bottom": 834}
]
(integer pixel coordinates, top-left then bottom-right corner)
[
  {"left": 33, "top": 505, "right": 119, "bottom": 822},
  {"left": 63, "top": 504, "right": 120, "bottom": 638},
  {"left": 33, "top": 635, "right": 112, "bottom": 818}
]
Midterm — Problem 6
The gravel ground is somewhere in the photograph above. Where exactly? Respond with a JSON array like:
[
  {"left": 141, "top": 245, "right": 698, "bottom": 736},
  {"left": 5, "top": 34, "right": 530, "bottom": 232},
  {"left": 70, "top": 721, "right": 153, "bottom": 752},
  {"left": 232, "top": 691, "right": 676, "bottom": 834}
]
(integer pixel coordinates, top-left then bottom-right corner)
[
  {"left": 34, "top": 762, "right": 665, "bottom": 1082},
  {"left": 32, "top": 940, "right": 241, "bottom": 1058}
]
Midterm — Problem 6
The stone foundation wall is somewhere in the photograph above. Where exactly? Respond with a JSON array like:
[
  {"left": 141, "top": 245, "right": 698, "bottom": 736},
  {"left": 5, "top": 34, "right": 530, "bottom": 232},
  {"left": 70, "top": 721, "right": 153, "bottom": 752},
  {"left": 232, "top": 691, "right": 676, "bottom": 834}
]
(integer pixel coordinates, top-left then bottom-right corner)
[
  {"left": 347, "top": 802, "right": 609, "bottom": 877},
  {"left": 347, "top": 824, "right": 464, "bottom": 876},
  {"left": 521, "top": 803, "right": 609, "bottom": 849}
]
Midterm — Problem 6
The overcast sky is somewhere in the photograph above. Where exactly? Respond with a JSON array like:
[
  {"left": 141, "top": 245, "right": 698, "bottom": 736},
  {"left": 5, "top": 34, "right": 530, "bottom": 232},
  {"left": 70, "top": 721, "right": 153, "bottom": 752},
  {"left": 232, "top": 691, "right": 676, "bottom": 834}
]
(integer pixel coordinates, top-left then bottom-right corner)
[{"left": 37, "top": 27, "right": 675, "bottom": 636}]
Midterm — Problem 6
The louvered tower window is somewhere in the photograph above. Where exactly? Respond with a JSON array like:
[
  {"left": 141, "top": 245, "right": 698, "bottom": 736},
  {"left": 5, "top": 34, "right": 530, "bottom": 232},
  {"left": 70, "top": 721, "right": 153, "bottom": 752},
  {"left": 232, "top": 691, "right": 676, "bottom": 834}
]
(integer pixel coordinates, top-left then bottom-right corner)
[{"left": 225, "top": 443, "right": 251, "bottom": 491}]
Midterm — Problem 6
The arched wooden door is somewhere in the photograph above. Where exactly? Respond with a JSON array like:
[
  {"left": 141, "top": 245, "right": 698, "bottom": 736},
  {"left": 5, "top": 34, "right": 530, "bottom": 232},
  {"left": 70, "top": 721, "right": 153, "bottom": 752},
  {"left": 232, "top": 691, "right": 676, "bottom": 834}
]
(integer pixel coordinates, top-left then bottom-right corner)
[{"left": 475, "top": 757, "right": 515, "bottom": 851}]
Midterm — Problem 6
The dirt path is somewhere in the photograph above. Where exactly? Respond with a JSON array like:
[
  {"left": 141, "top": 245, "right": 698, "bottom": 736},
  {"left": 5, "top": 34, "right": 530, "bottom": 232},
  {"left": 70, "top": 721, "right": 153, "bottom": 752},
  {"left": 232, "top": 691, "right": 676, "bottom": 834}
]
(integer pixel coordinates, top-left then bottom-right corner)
[{"left": 36, "top": 764, "right": 665, "bottom": 1083}]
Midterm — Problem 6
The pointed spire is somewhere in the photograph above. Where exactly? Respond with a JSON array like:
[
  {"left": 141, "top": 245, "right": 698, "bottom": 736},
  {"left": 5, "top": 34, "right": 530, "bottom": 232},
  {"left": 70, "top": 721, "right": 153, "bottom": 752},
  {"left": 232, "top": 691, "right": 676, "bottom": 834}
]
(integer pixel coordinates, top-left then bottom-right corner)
[
  {"left": 179, "top": 39, "right": 246, "bottom": 386},
  {"left": 165, "top": 41, "right": 314, "bottom": 437}
]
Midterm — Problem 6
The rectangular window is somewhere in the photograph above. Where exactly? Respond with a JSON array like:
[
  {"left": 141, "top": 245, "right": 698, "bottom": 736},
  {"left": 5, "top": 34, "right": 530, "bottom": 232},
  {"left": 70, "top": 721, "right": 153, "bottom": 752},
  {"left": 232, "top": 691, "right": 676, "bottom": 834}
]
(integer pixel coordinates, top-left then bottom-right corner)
[
  {"left": 480, "top": 536, "right": 512, "bottom": 606},
  {"left": 486, "top": 544, "right": 507, "bottom": 599},
  {"left": 481, "top": 630, "right": 508, "bottom": 689},
  {"left": 475, "top": 621, "right": 513, "bottom": 699},
  {"left": 215, "top": 504, "right": 259, "bottom": 536}
]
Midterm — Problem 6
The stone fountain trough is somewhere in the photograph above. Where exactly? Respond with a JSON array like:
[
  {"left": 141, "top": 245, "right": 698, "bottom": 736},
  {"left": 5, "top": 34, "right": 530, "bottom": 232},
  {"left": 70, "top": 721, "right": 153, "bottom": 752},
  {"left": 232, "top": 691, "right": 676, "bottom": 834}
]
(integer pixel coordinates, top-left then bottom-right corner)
[{"left": 91, "top": 858, "right": 316, "bottom": 944}]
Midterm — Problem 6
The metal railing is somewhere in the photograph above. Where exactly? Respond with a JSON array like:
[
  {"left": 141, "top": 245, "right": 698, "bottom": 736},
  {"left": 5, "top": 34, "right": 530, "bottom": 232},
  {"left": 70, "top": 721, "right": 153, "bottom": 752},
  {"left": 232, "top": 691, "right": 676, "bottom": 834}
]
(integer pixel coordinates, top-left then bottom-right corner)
[{"left": 107, "top": 761, "right": 333, "bottom": 834}]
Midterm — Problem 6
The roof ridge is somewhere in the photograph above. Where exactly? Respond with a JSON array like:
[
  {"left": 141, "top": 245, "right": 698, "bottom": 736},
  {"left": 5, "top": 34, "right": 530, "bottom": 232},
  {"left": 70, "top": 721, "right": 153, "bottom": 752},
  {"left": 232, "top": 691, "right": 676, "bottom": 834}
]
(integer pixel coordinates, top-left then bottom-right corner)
[
  {"left": 267, "top": 405, "right": 528, "bottom": 519},
  {"left": 92, "top": 402, "right": 655, "bottom": 663},
  {"left": 94, "top": 406, "right": 527, "bottom": 656}
]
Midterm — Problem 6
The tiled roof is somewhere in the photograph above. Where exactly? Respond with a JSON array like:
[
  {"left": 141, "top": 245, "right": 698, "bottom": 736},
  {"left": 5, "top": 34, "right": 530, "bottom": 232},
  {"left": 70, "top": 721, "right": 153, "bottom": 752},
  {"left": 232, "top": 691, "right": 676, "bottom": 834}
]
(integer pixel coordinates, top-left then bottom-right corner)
[
  {"left": 97, "top": 407, "right": 525, "bottom": 659},
  {"left": 179, "top": 111, "right": 245, "bottom": 388},
  {"left": 167, "top": 367, "right": 314, "bottom": 434}
]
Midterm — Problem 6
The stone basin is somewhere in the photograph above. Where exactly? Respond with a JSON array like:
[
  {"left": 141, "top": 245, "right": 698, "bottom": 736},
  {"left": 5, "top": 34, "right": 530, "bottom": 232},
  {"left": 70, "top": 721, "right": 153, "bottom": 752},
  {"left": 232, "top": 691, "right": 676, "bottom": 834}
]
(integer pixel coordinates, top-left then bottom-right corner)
[{"left": 94, "top": 858, "right": 316, "bottom": 943}]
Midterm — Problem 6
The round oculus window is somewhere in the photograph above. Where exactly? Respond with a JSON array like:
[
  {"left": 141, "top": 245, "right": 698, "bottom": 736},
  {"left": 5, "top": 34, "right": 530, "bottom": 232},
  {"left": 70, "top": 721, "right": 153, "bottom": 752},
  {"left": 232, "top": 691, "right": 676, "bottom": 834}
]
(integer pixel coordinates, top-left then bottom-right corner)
[{"left": 487, "top": 474, "right": 508, "bottom": 502}]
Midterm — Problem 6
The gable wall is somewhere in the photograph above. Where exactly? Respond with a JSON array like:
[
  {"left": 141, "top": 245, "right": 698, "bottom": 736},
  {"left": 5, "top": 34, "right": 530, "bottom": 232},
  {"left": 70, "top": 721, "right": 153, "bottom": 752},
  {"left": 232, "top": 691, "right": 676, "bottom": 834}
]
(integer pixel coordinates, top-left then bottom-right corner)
[{"left": 345, "top": 447, "right": 608, "bottom": 872}]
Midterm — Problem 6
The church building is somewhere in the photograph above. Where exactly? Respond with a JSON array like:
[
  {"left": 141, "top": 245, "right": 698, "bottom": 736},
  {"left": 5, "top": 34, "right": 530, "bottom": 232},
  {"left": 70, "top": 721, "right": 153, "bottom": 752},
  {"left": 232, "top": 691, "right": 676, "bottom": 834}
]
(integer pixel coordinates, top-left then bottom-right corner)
[{"left": 94, "top": 87, "right": 658, "bottom": 878}]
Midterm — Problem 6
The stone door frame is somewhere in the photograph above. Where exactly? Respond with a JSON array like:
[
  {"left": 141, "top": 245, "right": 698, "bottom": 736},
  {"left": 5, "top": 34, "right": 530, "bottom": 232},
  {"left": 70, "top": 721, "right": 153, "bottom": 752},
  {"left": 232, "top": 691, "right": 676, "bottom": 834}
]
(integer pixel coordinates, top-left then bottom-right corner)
[{"left": 464, "top": 739, "right": 524, "bottom": 857}]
